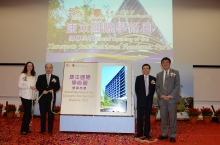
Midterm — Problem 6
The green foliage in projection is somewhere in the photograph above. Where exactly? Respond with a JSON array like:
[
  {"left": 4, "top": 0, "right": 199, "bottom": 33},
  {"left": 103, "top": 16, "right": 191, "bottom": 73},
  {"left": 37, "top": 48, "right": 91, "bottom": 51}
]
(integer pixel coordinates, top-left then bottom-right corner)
[
  {"left": 47, "top": 0, "right": 66, "bottom": 44},
  {"left": 100, "top": 91, "right": 113, "bottom": 108},
  {"left": 47, "top": 0, "right": 111, "bottom": 52}
]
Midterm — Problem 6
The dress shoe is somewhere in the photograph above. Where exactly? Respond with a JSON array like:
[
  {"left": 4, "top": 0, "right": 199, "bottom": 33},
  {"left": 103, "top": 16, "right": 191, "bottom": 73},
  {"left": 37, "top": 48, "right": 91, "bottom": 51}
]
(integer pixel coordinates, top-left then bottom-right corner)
[
  {"left": 135, "top": 134, "right": 142, "bottom": 138},
  {"left": 145, "top": 135, "right": 152, "bottom": 139},
  {"left": 170, "top": 137, "right": 176, "bottom": 143},
  {"left": 21, "top": 132, "right": 27, "bottom": 135},
  {"left": 158, "top": 135, "right": 168, "bottom": 140},
  {"left": 140, "top": 135, "right": 152, "bottom": 140},
  {"left": 27, "top": 130, "right": 31, "bottom": 133},
  {"left": 39, "top": 131, "right": 45, "bottom": 134},
  {"left": 48, "top": 131, "right": 53, "bottom": 135}
]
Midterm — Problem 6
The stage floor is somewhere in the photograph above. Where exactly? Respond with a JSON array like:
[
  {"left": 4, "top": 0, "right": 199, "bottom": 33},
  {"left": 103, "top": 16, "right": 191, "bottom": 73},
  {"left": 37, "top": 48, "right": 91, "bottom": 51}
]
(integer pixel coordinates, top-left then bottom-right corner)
[{"left": 0, "top": 116, "right": 220, "bottom": 144}]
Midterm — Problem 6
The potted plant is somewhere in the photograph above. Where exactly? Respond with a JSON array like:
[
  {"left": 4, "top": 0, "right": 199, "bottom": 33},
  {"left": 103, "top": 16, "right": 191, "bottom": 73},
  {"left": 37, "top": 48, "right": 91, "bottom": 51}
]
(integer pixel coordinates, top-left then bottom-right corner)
[
  {"left": 214, "top": 108, "right": 220, "bottom": 123},
  {"left": 186, "top": 107, "right": 201, "bottom": 124},
  {"left": 0, "top": 103, "right": 3, "bottom": 117},
  {"left": 4, "top": 104, "right": 17, "bottom": 119},
  {"left": 150, "top": 106, "right": 158, "bottom": 124},
  {"left": 200, "top": 107, "right": 213, "bottom": 124},
  {"left": 18, "top": 104, "right": 24, "bottom": 119},
  {"left": 53, "top": 106, "right": 61, "bottom": 120}
]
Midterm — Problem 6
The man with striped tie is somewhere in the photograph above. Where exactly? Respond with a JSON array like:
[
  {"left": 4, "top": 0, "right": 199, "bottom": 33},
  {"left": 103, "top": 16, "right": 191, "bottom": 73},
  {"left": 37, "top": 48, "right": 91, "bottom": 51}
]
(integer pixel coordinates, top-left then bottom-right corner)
[
  {"left": 135, "top": 64, "right": 156, "bottom": 139},
  {"left": 156, "top": 57, "right": 180, "bottom": 143}
]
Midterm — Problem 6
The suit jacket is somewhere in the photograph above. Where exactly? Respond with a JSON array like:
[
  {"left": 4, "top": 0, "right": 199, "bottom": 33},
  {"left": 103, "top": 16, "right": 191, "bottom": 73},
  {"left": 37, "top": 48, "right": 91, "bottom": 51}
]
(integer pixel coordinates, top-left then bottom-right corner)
[
  {"left": 36, "top": 74, "right": 60, "bottom": 104},
  {"left": 156, "top": 68, "right": 180, "bottom": 104},
  {"left": 135, "top": 75, "right": 156, "bottom": 108}
]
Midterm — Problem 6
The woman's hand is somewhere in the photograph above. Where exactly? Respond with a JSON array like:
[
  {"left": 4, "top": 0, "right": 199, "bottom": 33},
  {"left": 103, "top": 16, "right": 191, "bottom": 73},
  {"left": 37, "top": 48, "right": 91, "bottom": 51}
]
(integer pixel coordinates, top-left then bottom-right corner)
[{"left": 30, "top": 86, "right": 36, "bottom": 90}]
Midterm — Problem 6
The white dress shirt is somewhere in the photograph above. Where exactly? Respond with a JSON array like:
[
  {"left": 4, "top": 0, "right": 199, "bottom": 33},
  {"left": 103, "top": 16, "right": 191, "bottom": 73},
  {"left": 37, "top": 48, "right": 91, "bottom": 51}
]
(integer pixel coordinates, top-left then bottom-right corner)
[
  {"left": 18, "top": 73, "right": 36, "bottom": 100},
  {"left": 46, "top": 74, "right": 51, "bottom": 85},
  {"left": 144, "top": 75, "right": 149, "bottom": 96}
]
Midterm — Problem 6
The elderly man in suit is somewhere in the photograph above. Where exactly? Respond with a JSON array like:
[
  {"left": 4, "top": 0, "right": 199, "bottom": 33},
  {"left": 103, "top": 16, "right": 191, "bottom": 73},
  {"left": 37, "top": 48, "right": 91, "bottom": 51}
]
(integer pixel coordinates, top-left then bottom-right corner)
[
  {"left": 135, "top": 64, "right": 156, "bottom": 139},
  {"left": 156, "top": 57, "right": 180, "bottom": 143},
  {"left": 36, "top": 63, "right": 60, "bottom": 135}
]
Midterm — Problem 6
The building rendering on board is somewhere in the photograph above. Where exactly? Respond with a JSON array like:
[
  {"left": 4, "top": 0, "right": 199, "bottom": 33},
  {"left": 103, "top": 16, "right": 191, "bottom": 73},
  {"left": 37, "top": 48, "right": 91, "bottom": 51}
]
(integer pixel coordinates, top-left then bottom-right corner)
[{"left": 105, "top": 66, "right": 127, "bottom": 100}]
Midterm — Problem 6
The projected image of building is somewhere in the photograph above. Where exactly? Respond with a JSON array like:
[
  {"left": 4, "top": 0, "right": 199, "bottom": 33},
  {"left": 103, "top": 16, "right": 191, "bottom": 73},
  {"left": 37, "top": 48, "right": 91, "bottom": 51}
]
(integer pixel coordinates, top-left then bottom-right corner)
[
  {"left": 105, "top": 66, "right": 127, "bottom": 100},
  {"left": 47, "top": 0, "right": 172, "bottom": 63}
]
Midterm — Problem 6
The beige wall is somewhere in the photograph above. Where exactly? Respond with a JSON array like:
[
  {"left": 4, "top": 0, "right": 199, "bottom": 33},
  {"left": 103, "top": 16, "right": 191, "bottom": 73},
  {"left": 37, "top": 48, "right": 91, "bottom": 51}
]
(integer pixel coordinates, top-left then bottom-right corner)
[
  {"left": 0, "top": 0, "right": 220, "bottom": 64},
  {"left": 173, "top": 0, "right": 220, "bottom": 65},
  {"left": 0, "top": 0, "right": 48, "bottom": 63}
]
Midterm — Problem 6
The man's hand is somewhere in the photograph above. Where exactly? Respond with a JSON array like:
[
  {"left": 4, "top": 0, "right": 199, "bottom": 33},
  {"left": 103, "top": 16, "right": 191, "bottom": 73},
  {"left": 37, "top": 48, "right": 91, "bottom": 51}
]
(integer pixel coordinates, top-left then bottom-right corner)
[
  {"left": 167, "top": 95, "right": 173, "bottom": 99},
  {"left": 161, "top": 95, "right": 167, "bottom": 100},
  {"left": 161, "top": 95, "right": 170, "bottom": 101},
  {"left": 43, "top": 90, "right": 48, "bottom": 94},
  {"left": 48, "top": 89, "right": 53, "bottom": 93}
]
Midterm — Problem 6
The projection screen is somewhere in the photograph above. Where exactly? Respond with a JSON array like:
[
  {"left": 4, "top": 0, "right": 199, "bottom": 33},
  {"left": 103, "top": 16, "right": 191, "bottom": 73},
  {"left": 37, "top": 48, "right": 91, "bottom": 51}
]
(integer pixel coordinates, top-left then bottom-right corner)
[{"left": 46, "top": 0, "right": 172, "bottom": 63}]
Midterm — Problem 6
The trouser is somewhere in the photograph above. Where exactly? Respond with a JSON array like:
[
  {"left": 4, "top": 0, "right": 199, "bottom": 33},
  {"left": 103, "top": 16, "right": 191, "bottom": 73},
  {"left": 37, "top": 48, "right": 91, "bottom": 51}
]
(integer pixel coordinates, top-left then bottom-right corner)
[
  {"left": 20, "top": 97, "right": 32, "bottom": 132},
  {"left": 39, "top": 98, "right": 55, "bottom": 132}
]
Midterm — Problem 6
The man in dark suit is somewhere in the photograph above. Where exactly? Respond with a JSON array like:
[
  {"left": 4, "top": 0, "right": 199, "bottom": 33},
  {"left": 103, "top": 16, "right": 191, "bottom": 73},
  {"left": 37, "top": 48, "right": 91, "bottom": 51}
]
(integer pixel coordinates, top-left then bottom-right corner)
[
  {"left": 135, "top": 64, "right": 156, "bottom": 139},
  {"left": 36, "top": 63, "right": 60, "bottom": 135},
  {"left": 156, "top": 57, "right": 180, "bottom": 143}
]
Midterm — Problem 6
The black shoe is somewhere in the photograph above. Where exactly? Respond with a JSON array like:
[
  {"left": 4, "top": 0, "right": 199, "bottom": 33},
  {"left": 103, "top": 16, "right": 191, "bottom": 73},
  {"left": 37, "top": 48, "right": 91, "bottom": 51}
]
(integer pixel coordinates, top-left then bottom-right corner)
[
  {"left": 21, "top": 132, "right": 27, "bottom": 135},
  {"left": 27, "top": 130, "right": 31, "bottom": 133},
  {"left": 135, "top": 134, "right": 142, "bottom": 138},
  {"left": 48, "top": 131, "right": 53, "bottom": 135},
  {"left": 158, "top": 135, "right": 168, "bottom": 140},
  {"left": 145, "top": 135, "right": 152, "bottom": 139},
  {"left": 39, "top": 131, "right": 45, "bottom": 134},
  {"left": 170, "top": 137, "right": 176, "bottom": 143}
]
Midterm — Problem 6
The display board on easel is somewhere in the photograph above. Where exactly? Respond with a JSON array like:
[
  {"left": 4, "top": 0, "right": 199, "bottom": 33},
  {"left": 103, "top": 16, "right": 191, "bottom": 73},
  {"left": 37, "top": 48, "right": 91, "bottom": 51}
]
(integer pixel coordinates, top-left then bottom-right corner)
[{"left": 61, "top": 63, "right": 132, "bottom": 116}]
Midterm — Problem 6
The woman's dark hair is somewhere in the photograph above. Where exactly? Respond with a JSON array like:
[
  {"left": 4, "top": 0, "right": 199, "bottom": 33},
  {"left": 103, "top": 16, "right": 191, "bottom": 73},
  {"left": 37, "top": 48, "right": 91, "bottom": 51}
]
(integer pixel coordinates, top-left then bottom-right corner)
[
  {"left": 161, "top": 57, "right": 171, "bottom": 64},
  {"left": 142, "top": 64, "right": 151, "bottom": 69},
  {"left": 21, "top": 61, "right": 36, "bottom": 76}
]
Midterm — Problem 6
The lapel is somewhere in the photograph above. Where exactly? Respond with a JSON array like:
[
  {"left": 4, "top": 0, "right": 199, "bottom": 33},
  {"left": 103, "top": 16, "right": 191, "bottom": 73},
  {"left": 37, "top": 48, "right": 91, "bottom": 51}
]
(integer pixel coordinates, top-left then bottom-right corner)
[
  {"left": 141, "top": 75, "right": 145, "bottom": 85},
  {"left": 149, "top": 75, "right": 153, "bottom": 86},
  {"left": 165, "top": 68, "right": 174, "bottom": 85},
  {"left": 167, "top": 68, "right": 173, "bottom": 82},
  {"left": 44, "top": 74, "right": 48, "bottom": 86},
  {"left": 160, "top": 71, "right": 164, "bottom": 85},
  {"left": 169, "top": 68, "right": 174, "bottom": 76}
]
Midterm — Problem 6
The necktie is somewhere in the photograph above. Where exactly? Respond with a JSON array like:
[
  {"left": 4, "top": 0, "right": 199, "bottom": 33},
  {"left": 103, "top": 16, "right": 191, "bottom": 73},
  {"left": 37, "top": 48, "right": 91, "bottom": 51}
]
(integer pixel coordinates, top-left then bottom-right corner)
[
  {"left": 164, "top": 71, "right": 168, "bottom": 89},
  {"left": 145, "top": 77, "right": 148, "bottom": 96},
  {"left": 47, "top": 74, "right": 50, "bottom": 85}
]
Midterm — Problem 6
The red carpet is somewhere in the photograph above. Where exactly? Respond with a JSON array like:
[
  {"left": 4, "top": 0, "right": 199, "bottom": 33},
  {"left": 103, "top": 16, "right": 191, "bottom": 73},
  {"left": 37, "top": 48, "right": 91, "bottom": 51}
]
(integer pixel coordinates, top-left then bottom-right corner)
[{"left": 0, "top": 116, "right": 220, "bottom": 145}]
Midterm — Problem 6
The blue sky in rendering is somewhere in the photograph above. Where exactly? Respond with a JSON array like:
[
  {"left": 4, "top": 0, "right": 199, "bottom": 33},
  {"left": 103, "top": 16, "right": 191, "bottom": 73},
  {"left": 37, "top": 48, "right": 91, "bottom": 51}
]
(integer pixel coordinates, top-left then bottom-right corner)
[{"left": 101, "top": 66, "right": 125, "bottom": 95}]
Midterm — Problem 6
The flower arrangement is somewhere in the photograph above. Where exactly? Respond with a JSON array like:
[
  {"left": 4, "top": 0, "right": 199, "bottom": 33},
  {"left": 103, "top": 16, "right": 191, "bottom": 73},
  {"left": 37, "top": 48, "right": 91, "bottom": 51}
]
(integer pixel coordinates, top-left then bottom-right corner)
[
  {"left": 23, "top": 77, "right": 27, "bottom": 81},
  {"left": 18, "top": 104, "right": 24, "bottom": 112},
  {"left": 170, "top": 72, "right": 176, "bottom": 77},
  {"left": 54, "top": 106, "right": 60, "bottom": 113},
  {"left": 186, "top": 107, "right": 201, "bottom": 116},
  {"left": 4, "top": 104, "right": 17, "bottom": 112},
  {"left": 150, "top": 106, "right": 158, "bottom": 115},
  {"left": 214, "top": 108, "right": 220, "bottom": 116},
  {"left": 200, "top": 107, "right": 213, "bottom": 116},
  {"left": 52, "top": 78, "right": 56, "bottom": 83},
  {"left": 0, "top": 103, "right": 3, "bottom": 111},
  {"left": 151, "top": 80, "right": 156, "bottom": 84}
]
